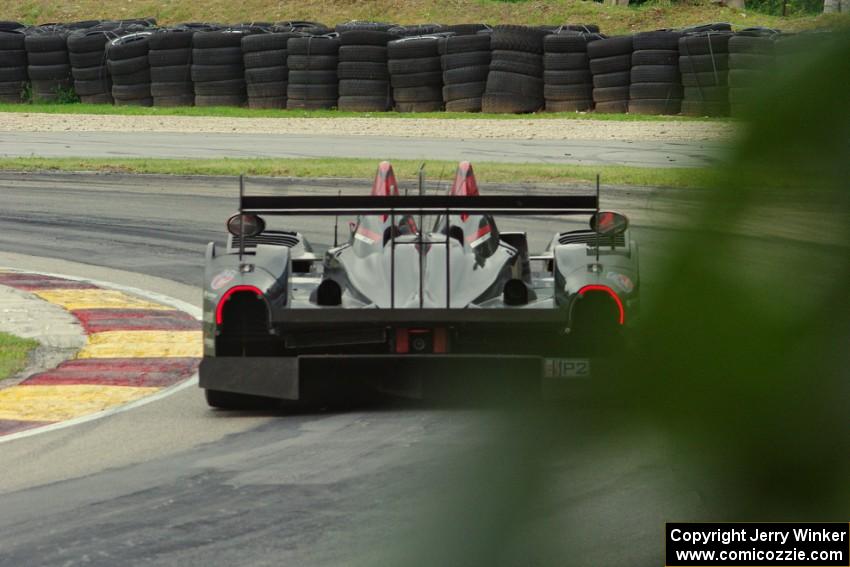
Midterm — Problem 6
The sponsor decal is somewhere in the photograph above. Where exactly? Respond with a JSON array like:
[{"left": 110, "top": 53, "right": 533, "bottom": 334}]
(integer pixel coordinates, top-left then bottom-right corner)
[
  {"left": 607, "top": 271, "right": 634, "bottom": 293},
  {"left": 210, "top": 269, "right": 237, "bottom": 291},
  {"left": 354, "top": 232, "right": 375, "bottom": 245},
  {"left": 466, "top": 225, "right": 492, "bottom": 248},
  {"left": 543, "top": 358, "right": 590, "bottom": 378},
  {"left": 355, "top": 227, "right": 381, "bottom": 245}
]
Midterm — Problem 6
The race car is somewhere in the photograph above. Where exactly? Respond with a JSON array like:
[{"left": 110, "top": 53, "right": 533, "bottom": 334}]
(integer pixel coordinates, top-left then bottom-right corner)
[{"left": 200, "top": 161, "right": 639, "bottom": 408}]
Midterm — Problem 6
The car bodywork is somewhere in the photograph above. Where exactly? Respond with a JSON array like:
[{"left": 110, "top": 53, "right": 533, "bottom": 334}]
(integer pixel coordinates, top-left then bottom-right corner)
[{"left": 200, "top": 162, "right": 639, "bottom": 407}]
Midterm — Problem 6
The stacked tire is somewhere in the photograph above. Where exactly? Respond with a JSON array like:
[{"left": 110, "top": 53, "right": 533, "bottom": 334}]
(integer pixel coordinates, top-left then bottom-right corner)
[
  {"left": 774, "top": 29, "right": 831, "bottom": 63},
  {"left": 286, "top": 35, "right": 340, "bottom": 110},
  {"left": 443, "top": 24, "right": 490, "bottom": 35},
  {"left": 387, "top": 36, "right": 443, "bottom": 112},
  {"left": 727, "top": 30, "right": 778, "bottom": 116},
  {"left": 0, "top": 21, "right": 25, "bottom": 32},
  {"left": 118, "top": 18, "right": 158, "bottom": 28},
  {"left": 148, "top": 28, "right": 196, "bottom": 107},
  {"left": 67, "top": 27, "right": 114, "bottom": 105},
  {"left": 482, "top": 25, "right": 549, "bottom": 114},
  {"left": 680, "top": 22, "right": 732, "bottom": 34},
  {"left": 337, "top": 30, "right": 396, "bottom": 112},
  {"left": 678, "top": 31, "right": 732, "bottom": 116},
  {"left": 388, "top": 24, "right": 444, "bottom": 37},
  {"left": 542, "top": 31, "right": 597, "bottom": 112},
  {"left": 277, "top": 21, "right": 330, "bottom": 35},
  {"left": 335, "top": 21, "right": 395, "bottom": 34},
  {"left": 538, "top": 24, "right": 601, "bottom": 34},
  {"left": 243, "top": 32, "right": 298, "bottom": 109},
  {"left": 439, "top": 32, "right": 491, "bottom": 112},
  {"left": 192, "top": 28, "right": 256, "bottom": 107},
  {"left": 107, "top": 33, "right": 153, "bottom": 106},
  {"left": 628, "top": 30, "right": 683, "bottom": 115},
  {"left": 0, "top": 28, "right": 27, "bottom": 103},
  {"left": 587, "top": 35, "right": 633, "bottom": 114},
  {"left": 25, "top": 26, "right": 72, "bottom": 102}
]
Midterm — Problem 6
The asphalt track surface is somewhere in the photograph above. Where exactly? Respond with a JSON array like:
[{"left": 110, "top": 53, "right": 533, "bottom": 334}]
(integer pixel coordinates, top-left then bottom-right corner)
[
  {"left": 0, "top": 172, "right": 822, "bottom": 566},
  {"left": 0, "top": 131, "right": 724, "bottom": 168}
]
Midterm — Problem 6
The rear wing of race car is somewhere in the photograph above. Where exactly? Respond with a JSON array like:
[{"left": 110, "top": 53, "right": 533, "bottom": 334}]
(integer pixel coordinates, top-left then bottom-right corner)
[
  {"left": 236, "top": 164, "right": 599, "bottom": 216},
  {"left": 231, "top": 176, "right": 602, "bottom": 310},
  {"left": 238, "top": 194, "right": 599, "bottom": 216}
]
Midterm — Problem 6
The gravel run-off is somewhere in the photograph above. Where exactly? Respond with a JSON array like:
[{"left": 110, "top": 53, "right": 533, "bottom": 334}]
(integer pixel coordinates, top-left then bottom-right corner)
[{"left": 0, "top": 113, "right": 734, "bottom": 142}]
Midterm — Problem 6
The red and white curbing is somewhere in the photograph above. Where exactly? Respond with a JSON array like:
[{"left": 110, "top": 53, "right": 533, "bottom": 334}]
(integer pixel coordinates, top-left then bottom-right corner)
[{"left": 0, "top": 269, "right": 202, "bottom": 443}]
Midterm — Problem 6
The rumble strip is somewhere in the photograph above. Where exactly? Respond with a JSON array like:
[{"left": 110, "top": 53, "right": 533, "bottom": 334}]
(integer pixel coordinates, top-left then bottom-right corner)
[{"left": 0, "top": 271, "right": 201, "bottom": 438}]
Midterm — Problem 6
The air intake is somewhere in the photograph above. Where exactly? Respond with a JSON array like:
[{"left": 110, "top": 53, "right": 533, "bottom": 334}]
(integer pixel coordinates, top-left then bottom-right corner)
[
  {"left": 228, "top": 230, "right": 300, "bottom": 250},
  {"left": 558, "top": 231, "right": 625, "bottom": 247},
  {"left": 503, "top": 279, "right": 530, "bottom": 306}
]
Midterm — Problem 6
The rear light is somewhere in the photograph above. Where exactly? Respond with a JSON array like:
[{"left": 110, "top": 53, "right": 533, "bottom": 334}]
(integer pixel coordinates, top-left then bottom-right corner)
[
  {"left": 433, "top": 328, "right": 448, "bottom": 353},
  {"left": 215, "top": 285, "right": 264, "bottom": 325},
  {"left": 577, "top": 285, "right": 625, "bottom": 325},
  {"left": 395, "top": 328, "right": 410, "bottom": 353}
]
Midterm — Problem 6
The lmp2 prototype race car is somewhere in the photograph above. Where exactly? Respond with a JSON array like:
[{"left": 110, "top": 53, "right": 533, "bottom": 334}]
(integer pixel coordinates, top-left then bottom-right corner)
[{"left": 200, "top": 162, "right": 639, "bottom": 408}]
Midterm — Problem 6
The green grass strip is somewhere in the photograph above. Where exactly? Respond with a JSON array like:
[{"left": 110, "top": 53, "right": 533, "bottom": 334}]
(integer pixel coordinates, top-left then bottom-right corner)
[
  {"left": 0, "top": 157, "right": 714, "bottom": 188},
  {"left": 0, "top": 332, "right": 39, "bottom": 382},
  {"left": 0, "top": 102, "right": 728, "bottom": 122}
]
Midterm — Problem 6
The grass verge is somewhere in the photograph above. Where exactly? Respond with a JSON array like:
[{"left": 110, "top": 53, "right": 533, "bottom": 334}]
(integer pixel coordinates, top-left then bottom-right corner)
[
  {"left": 0, "top": 157, "right": 714, "bottom": 188},
  {"left": 5, "top": 0, "right": 847, "bottom": 35},
  {"left": 0, "top": 102, "right": 727, "bottom": 122},
  {"left": 0, "top": 332, "right": 38, "bottom": 382}
]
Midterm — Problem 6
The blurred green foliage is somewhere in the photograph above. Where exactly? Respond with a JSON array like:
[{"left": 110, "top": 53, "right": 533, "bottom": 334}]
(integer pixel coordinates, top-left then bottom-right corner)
[
  {"left": 746, "top": 0, "right": 825, "bottom": 16},
  {"left": 361, "top": 29, "right": 849, "bottom": 567},
  {"left": 628, "top": 28, "right": 849, "bottom": 521}
]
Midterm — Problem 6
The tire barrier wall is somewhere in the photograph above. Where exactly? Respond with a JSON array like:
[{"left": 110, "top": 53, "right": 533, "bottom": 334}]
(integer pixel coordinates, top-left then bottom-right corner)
[
  {"left": 440, "top": 31, "right": 491, "bottom": 113},
  {"left": 0, "top": 19, "right": 830, "bottom": 116},
  {"left": 25, "top": 25, "right": 73, "bottom": 102},
  {"left": 0, "top": 27, "right": 27, "bottom": 103},
  {"left": 388, "top": 35, "right": 443, "bottom": 112},
  {"left": 69, "top": 28, "right": 114, "bottom": 105},
  {"left": 588, "top": 34, "right": 634, "bottom": 114},
  {"left": 338, "top": 30, "right": 394, "bottom": 112},
  {"left": 543, "top": 31, "right": 597, "bottom": 113},
  {"left": 108, "top": 32, "right": 153, "bottom": 106},
  {"left": 192, "top": 27, "right": 260, "bottom": 107},
  {"left": 286, "top": 35, "right": 340, "bottom": 110},
  {"left": 629, "top": 30, "right": 684, "bottom": 115},
  {"left": 243, "top": 31, "right": 299, "bottom": 109},
  {"left": 482, "top": 25, "right": 548, "bottom": 114},
  {"left": 727, "top": 28, "right": 784, "bottom": 116},
  {"left": 679, "top": 30, "right": 732, "bottom": 116},
  {"left": 149, "top": 28, "right": 197, "bottom": 107}
]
